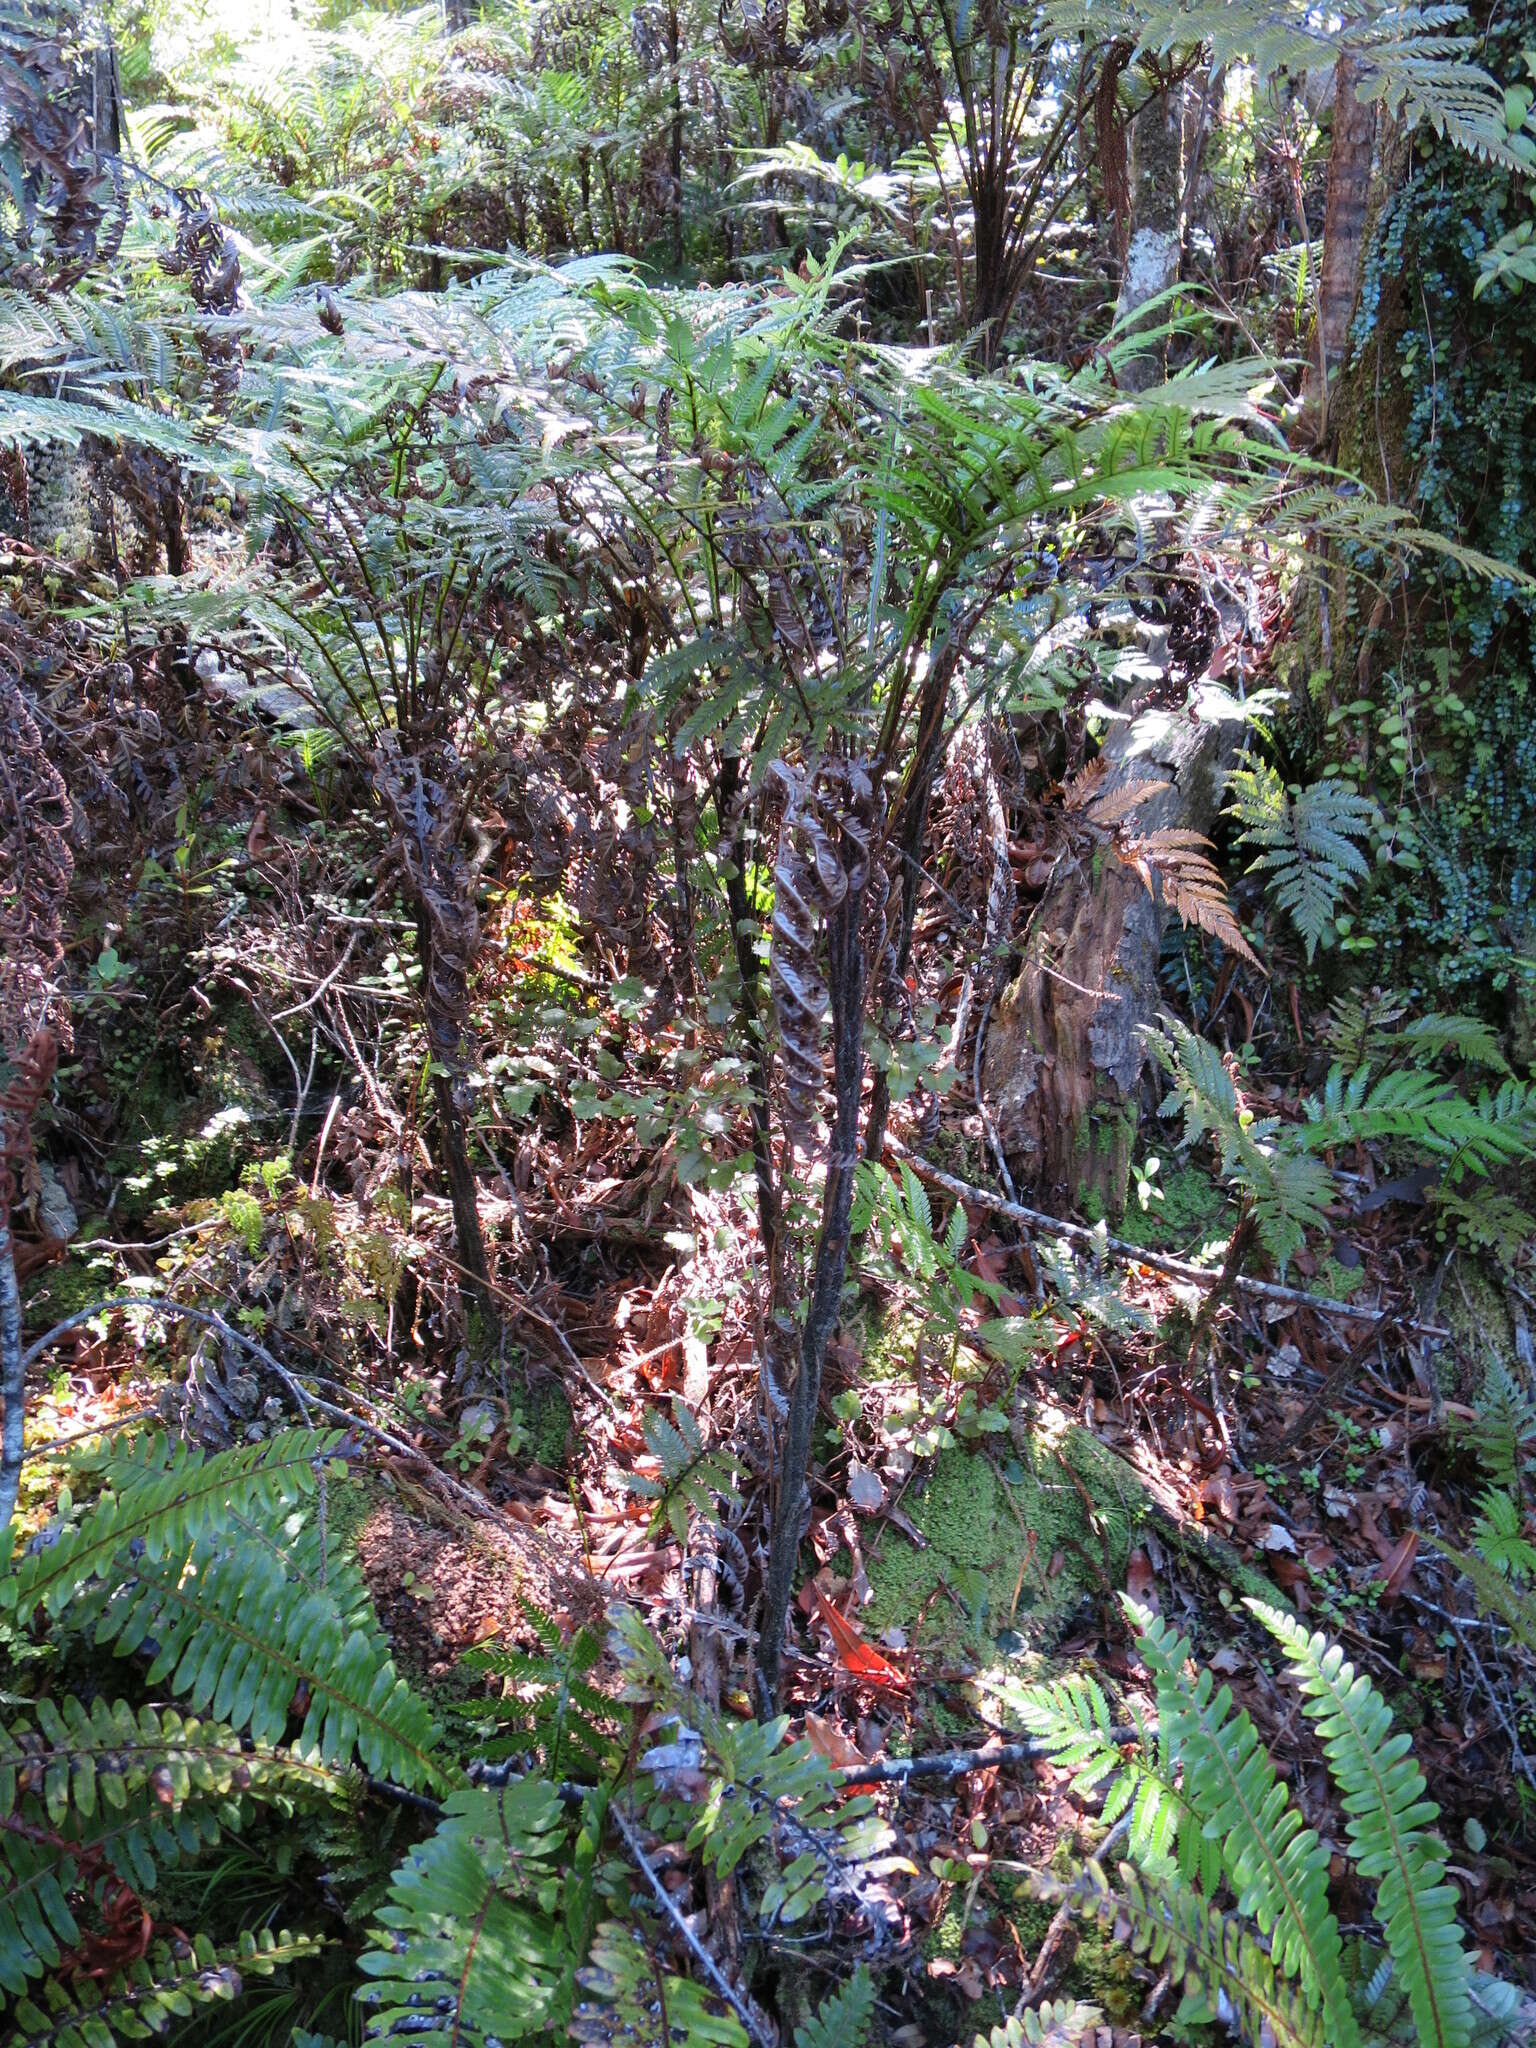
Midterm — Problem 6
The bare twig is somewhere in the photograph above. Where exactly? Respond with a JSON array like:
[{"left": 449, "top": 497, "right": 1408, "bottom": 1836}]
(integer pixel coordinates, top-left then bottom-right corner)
[{"left": 889, "top": 1144, "right": 1450, "bottom": 1338}]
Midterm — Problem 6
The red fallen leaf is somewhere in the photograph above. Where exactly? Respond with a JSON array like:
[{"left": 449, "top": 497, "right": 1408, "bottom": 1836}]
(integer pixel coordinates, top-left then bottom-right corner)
[
  {"left": 804, "top": 1711, "right": 868, "bottom": 1773},
  {"left": 1375, "top": 1530, "right": 1419, "bottom": 1604},
  {"left": 809, "top": 1581, "right": 910, "bottom": 1691},
  {"left": 1125, "top": 1547, "right": 1157, "bottom": 1608}
]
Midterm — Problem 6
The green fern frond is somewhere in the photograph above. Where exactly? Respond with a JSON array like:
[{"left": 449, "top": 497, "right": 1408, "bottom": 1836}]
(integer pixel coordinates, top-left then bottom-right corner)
[
  {"left": 1422, "top": 1534, "right": 1536, "bottom": 1657},
  {"left": 0, "top": 1430, "right": 345, "bottom": 1624},
  {"left": 73, "top": 1537, "right": 444, "bottom": 1787},
  {"left": 796, "top": 1964, "right": 874, "bottom": 2048},
  {"left": 1227, "top": 764, "right": 1375, "bottom": 960},
  {"left": 7, "top": 1928, "right": 325, "bottom": 2048},
  {"left": 1301, "top": 1067, "right": 1536, "bottom": 1178},
  {"left": 0, "top": 1695, "right": 353, "bottom": 1825},
  {"left": 1394, "top": 1014, "right": 1510, "bottom": 1073},
  {"left": 1038, "top": 1860, "right": 1330, "bottom": 2048},
  {"left": 1469, "top": 1490, "right": 1536, "bottom": 1582},
  {"left": 458, "top": 1609, "right": 617, "bottom": 1778},
  {"left": 622, "top": 1401, "right": 739, "bottom": 1544},
  {"left": 975, "top": 2001, "right": 1104, "bottom": 2046},
  {"left": 0, "top": 1791, "right": 231, "bottom": 1995},
  {"left": 1251, "top": 1603, "right": 1475, "bottom": 2048},
  {"left": 1131, "top": 1605, "right": 1362, "bottom": 2047},
  {"left": 359, "top": 1781, "right": 573, "bottom": 2044},
  {"left": 570, "top": 1921, "right": 748, "bottom": 2046}
]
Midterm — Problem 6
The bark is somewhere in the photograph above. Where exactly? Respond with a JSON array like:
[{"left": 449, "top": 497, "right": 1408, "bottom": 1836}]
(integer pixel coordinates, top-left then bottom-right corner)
[
  {"left": 1300, "top": 55, "right": 1378, "bottom": 441},
  {"left": 756, "top": 868, "right": 868, "bottom": 1714},
  {"left": 981, "top": 681, "right": 1241, "bottom": 1217},
  {"left": 1113, "top": 80, "right": 1185, "bottom": 390}
]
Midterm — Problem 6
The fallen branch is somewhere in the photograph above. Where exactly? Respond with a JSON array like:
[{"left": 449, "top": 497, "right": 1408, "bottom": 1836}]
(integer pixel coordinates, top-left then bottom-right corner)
[
  {"left": 831, "top": 1730, "right": 1135, "bottom": 1789},
  {"left": 891, "top": 1143, "right": 1450, "bottom": 1338}
]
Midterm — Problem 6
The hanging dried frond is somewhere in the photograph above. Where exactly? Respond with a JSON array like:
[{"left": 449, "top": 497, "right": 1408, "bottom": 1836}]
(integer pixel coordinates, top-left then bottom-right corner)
[
  {"left": 1117, "top": 826, "right": 1262, "bottom": 968},
  {"left": 0, "top": 1, "right": 125, "bottom": 289},
  {"left": 0, "top": 663, "right": 74, "bottom": 1054},
  {"left": 161, "top": 191, "right": 243, "bottom": 399},
  {"left": 768, "top": 758, "right": 880, "bottom": 1131}
]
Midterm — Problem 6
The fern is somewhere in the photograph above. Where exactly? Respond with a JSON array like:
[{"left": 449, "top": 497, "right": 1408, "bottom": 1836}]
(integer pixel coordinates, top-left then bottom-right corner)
[
  {"left": 1423, "top": 1533, "right": 1536, "bottom": 1657},
  {"left": 1300, "top": 1067, "right": 1536, "bottom": 1178},
  {"left": 1252, "top": 1603, "right": 1476, "bottom": 2048},
  {"left": 796, "top": 1965, "right": 874, "bottom": 2048},
  {"left": 1131, "top": 1604, "right": 1363, "bottom": 2047},
  {"left": 457, "top": 1605, "right": 617, "bottom": 1779},
  {"left": 975, "top": 2005, "right": 1104, "bottom": 2047},
  {"left": 570, "top": 1921, "right": 748, "bottom": 2046},
  {"left": 7, "top": 1929, "right": 325, "bottom": 2048},
  {"left": 1469, "top": 1489, "right": 1536, "bottom": 1582},
  {"left": 1227, "top": 763, "right": 1376, "bottom": 960},
  {"left": 358, "top": 1780, "right": 575, "bottom": 2044},
  {"left": 0, "top": 1430, "right": 346, "bottom": 1624},
  {"left": 622, "top": 1401, "right": 739, "bottom": 1544}
]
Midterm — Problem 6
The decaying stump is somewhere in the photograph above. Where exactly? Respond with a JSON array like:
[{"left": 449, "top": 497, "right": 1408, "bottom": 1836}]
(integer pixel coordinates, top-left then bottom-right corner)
[{"left": 982, "top": 680, "right": 1245, "bottom": 1217}]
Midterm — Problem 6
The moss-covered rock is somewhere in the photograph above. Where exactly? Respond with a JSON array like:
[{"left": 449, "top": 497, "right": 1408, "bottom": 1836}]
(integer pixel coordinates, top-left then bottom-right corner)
[{"left": 863, "top": 1408, "right": 1147, "bottom": 1664}]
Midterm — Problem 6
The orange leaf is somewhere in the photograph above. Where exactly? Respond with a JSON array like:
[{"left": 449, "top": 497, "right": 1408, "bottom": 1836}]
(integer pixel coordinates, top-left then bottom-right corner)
[
  {"left": 809, "top": 1581, "right": 910, "bottom": 1691},
  {"left": 804, "top": 1711, "right": 868, "bottom": 1773}
]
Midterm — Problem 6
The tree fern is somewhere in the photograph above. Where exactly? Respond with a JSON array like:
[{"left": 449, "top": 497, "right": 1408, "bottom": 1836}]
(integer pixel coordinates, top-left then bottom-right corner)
[
  {"left": 1131, "top": 1604, "right": 1363, "bottom": 2048},
  {"left": 1251, "top": 1603, "right": 1476, "bottom": 2048},
  {"left": 6, "top": 1929, "right": 324, "bottom": 2048},
  {"left": 358, "top": 1780, "right": 574, "bottom": 2044},
  {"left": 1227, "top": 763, "right": 1376, "bottom": 961}
]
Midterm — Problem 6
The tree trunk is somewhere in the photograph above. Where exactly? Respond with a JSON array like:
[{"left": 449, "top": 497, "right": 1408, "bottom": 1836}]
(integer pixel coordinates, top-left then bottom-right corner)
[
  {"left": 981, "top": 681, "right": 1241, "bottom": 1217},
  {"left": 1113, "top": 79, "right": 1185, "bottom": 390},
  {"left": 1300, "top": 55, "right": 1377, "bottom": 442}
]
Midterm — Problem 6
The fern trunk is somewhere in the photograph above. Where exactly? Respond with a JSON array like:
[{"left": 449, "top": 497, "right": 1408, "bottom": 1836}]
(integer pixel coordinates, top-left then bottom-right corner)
[{"left": 981, "top": 682, "right": 1237, "bottom": 1217}]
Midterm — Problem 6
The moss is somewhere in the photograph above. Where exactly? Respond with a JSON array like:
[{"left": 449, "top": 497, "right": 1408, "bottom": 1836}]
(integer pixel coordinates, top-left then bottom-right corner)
[
  {"left": 524, "top": 1375, "right": 572, "bottom": 1468},
  {"left": 863, "top": 1409, "right": 1146, "bottom": 1663},
  {"left": 1117, "top": 1164, "right": 1230, "bottom": 1254}
]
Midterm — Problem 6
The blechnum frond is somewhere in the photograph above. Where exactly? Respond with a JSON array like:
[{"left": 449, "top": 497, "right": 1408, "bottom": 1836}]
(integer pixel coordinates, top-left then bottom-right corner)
[
  {"left": 1131, "top": 1603, "right": 1364, "bottom": 2048},
  {"left": 1, "top": 1430, "right": 444, "bottom": 1791},
  {"left": 984, "top": 1670, "right": 1220, "bottom": 1892},
  {"left": 1226, "top": 761, "right": 1376, "bottom": 961},
  {"left": 1250, "top": 1603, "right": 1475, "bottom": 2048},
  {"left": 6, "top": 1930, "right": 326, "bottom": 2048},
  {"left": 1033, "top": 1860, "right": 1331, "bottom": 2048},
  {"left": 796, "top": 1967, "right": 875, "bottom": 2048},
  {"left": 457, "top": 1603, "right": 618, "bottom": 1778},
  {"left": 621, "top": 1399, "right": 740, "bottom": 1542},
  {"left": 974, "top": 2003, "right": 1104, "bottom": 2047}
]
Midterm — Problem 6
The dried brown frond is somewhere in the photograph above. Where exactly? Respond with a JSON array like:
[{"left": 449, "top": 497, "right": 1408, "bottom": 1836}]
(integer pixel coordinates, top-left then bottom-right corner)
[{"left": 1117, "top": 826, "right": 1263, "bottom": 969}]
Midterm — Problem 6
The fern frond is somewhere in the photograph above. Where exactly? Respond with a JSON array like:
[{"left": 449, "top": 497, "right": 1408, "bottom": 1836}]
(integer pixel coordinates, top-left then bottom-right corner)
[
  {"left": 0, "top": 1430, "right": 346, "bottom": 1623},
  {"left": 621, "top": 1400, "right": 739, "bottom": 1543},
  {"left": 570, "top": 1921, "right": 748, "bottom": 2046},
  {"left": 458, "top": 1610, "right": 617, "bottom": 1778},
  {"left": 1036, "top": 1860, "right": 1330, "bottom": 2048},
  {"left": 1131, "top": 1605, "right": 1362, "bottom": 2047},
  {"left": 8, "top": 1928, "right": 324, "bottom": 2048},
  {"left": 359, "top": 1782, "right": 573, "bottom": 2044},
  {"left": 73, "top": 1537, "right": 444, "bottom": 1787},
  {"left": 1422, "top": 1535, "right": 1536, "bottom": 1657},
  {"left": 796, "top": 1965, "right": 874, "bottom": 2048},
  {"left": 1251, "top": 1603, "right": 1475, "bottom": 2048},
  {"left": 1393, "top": 1015, "right": 1510, "bottom": 1073},
  {"left": 1302, "top": 1067, "right": 1536, "bottom": 1178},
  {"left": 1227, "top": 764, "right": 1375, "bottom": 960},
  {"left": 976, "top": 2001, "right": 1104, "bottom": 2046},
  {"left": 1119, "top": 827, "right": 1261, "bottom": 967}
]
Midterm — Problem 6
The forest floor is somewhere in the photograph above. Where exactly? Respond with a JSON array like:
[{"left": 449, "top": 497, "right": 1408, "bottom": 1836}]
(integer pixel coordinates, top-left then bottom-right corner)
[{"left": 10, "top": 534, "right": 1536, "bottom": 2042}]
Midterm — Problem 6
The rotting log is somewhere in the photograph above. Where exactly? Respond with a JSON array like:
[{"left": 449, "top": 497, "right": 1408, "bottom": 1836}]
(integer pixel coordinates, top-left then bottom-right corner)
[{"left": 982, "top": 679, "right": 1245, "bottom": 1218}]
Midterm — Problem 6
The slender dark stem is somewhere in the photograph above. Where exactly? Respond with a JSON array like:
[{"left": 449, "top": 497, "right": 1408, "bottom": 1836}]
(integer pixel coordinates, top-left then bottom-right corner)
[
  {"left": 0, "top": 1221, "right": 23, "bottom": 1531},
  {"left": 756, "top": 863, "right": 868, "bottom": 1715}
]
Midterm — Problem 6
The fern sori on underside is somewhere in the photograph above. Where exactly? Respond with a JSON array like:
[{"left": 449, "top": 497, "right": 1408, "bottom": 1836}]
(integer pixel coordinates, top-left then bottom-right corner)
[
  {"left": 0, "top": 1698, "right": 353, "bottom": 1993},
  {"left": 1251, "top": 1603, "right": 1476, "bottom": 2048},
  {"left": 6, "top": 1929, "right": 326, "bottom": 2048},
  {"left": 358, "top": 1779, "right": 578, "bottom": 2044},
  {"left": 1226, "top": 761, "right": 1376, "bottom": 961}
]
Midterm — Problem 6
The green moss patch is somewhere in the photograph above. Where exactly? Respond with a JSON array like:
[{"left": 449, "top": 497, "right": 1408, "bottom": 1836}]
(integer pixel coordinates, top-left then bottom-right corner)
[
  {"left": 863, "top": 1408, "right": 1147, "bottom": 1663},
  {"left": 1117, "top": 1164, "right": 1231, "bottom": 1256}
]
